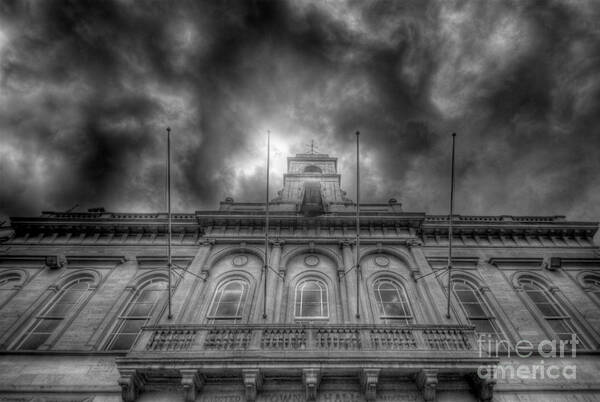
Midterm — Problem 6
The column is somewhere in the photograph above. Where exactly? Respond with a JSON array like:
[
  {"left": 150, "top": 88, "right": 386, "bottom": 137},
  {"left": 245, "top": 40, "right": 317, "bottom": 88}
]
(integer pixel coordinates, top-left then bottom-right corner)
[{"left": 173, "top": 239, "right": 214, "bottom": 323}]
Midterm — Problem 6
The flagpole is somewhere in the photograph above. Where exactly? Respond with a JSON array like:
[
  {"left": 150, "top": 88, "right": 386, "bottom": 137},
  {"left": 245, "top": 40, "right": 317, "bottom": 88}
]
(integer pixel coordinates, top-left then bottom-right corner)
[
  {"left": 263, "top": 131, "right": 270, "bottom": 320},
  {"left": 355, "top": 131, "right": 361, "bottom": 320},
  {"left": 167, "top": 127, "right": 172, "bottom": 320},
  {"left": 446, "top": 133, "right": 456, "bottom": 319}
]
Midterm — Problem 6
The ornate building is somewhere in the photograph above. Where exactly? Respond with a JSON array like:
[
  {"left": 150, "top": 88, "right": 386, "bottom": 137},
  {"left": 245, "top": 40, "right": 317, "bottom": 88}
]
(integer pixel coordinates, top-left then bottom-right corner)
[{"left": 0, "top": 150, "right": 599, "bottom": 402}]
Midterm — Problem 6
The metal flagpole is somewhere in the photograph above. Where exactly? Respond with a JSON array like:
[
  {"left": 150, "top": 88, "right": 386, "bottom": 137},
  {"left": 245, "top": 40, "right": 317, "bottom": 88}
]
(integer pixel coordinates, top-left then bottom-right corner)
[
  {"left": 263, "top": 131, "right": 270, "bottom": 319},
  {"left": 167, "top": 127, "right": 173, "bottom": 320},
  {"left": 446, "top": 133, "right": 456, "bottom": 319},
  {"left": 355, "top": 131, "right": 361, "bottom": 319}
]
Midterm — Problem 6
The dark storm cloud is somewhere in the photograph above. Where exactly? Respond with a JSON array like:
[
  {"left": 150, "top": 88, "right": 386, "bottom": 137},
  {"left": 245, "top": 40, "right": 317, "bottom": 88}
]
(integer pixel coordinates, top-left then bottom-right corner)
[{"left": 0, "top": 0, "right": 599, "bottom": 222}]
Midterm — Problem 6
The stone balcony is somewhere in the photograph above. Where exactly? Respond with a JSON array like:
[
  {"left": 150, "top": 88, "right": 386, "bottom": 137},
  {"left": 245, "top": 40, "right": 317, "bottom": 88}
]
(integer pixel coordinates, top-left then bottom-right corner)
[{"left": 116, "top": 324, "right": 498, "bottom": 401}]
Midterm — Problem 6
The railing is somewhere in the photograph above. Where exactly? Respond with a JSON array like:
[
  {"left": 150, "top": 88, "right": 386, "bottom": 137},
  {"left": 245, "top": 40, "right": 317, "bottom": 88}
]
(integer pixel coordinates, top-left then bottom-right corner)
[
  {"left": 137, "top": 324, "right": 476, "bottom": 354},
  {"left": 425, "top": 215, "right": 564, "bottom": 224}
]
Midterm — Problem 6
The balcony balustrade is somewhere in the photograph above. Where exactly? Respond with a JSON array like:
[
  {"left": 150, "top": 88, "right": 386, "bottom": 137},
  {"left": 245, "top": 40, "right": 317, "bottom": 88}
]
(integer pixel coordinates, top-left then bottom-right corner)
[
  {"left": 131, "top": 323, "right": 478, "bottom": 355},
  {"left": 117, "top": 324, "right": 497, "bottom": 401}
]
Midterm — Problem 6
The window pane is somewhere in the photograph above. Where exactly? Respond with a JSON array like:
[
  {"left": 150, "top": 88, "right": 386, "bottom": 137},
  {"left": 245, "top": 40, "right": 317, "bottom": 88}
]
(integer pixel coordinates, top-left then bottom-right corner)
[
  {"left": 375, "top": 280, "right": 411, "bottom": 320},
  {"left": 301, "top": 302, "right": 322, "bottom": 317},
  {"left": 525, "top": 290, "right": 549, "bottom": 303},
  {"left": 108, "top": 334, "right": 137, "bottom": 351},
  {"left": 136, "top": 289, "right": 161, "bottom": 303},
  {"left": 19, "top": 333, "right": 49, "bottom": 350},
  {"left": 455, "top": 289, "right": 478, "bottom": 303},
  {"left": 120, "top": 319, "right": 145, "bottom": 334},
  {"left": 472, "top": 319, "right": 495, "bottom": 334},
  {"left": 59, "top": 289, "right": 85, "bottom": 303},
  {"left": 382, "top": 302, "right": 407, "bottom": 317},
  {"left": 45, "top": 302, "right": 74, "bottom": 317},
  {"left": 547, "top": 319, "right": 571, "bottom": 334},
  {"left": 536, "top": 302, "right": 562, "bottom": 317},
  {"left": 214, "top": 302, "right": 240, "bottom": 317},
  {"left": 221, "top": 289, "right": 243, "bottom": 304},
  {"left": 34, "top": 319, "right": 61, "bottom": 332},
  {"left": 462, "top": 302, "right": 487, "bottom": 317},
  {"left": 128, "top": 303, "right": 155, "bottom": 317}
]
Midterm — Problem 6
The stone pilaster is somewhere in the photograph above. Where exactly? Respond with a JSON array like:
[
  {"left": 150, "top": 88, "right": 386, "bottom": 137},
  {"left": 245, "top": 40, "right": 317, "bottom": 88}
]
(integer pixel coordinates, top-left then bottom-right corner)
[
  {"left": 268, "top": 241, "right": 283, "bottom": 323},
  {"left": 409, "top": 242, "right": 456, "bottom": 323},
  {"left": 341, "top": 240, "right": 360, "bottom": 322},
  {"left": 338, "top": 240, "right": 350, "bottom": 321},
  {"left": 176, "top": 239, "right": 214, "bottom": 322}
]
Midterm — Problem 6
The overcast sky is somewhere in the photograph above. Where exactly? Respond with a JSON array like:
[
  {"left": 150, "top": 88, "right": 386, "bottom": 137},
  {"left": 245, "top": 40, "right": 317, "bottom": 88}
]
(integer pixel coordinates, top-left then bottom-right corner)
[{"left": 1, "top": 0, "right": 599, "bottom": 223}]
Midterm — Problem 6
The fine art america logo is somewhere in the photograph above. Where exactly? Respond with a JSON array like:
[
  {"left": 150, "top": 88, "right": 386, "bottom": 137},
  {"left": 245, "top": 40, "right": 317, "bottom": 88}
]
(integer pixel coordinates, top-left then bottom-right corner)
[{"left": 477, "top": 334, "right": 580, "bottom": 381}]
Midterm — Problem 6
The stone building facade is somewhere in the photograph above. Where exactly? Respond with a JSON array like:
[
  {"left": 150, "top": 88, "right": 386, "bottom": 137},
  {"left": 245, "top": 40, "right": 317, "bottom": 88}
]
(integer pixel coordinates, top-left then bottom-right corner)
[{"left": 0, "top": 151, "right": 599, "bottom": 402}]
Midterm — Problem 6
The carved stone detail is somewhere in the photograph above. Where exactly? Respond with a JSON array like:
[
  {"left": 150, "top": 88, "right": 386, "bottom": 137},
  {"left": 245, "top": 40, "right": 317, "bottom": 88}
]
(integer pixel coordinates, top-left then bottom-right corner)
[
  {"left": 180, "top": 369, "right": 204, "bottom": 402},
  {"left": 242, "top": 368, "right": 263, "bottom": 402},
  {"left": 360, "top": 369, "right": 380, "bottom": 401},
  {"left": 469, "top": 371, "right": 496, "bottom": 402},
  {"left": 118, "top": 369, "right": 142, "bottom": 402},
  {"left": 302, "top": 368, "right": 321, "bottom": 401},
  {"left": 406, "top": 238, "right": 423, "bottom": 248},
  {"left": 416, "top": 369, "right": 438, "bottom": 402}
]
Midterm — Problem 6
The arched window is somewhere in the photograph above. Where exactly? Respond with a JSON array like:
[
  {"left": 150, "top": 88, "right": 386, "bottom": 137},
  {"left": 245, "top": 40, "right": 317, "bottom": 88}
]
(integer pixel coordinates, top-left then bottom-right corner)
[
  {"left": 16, "top": 276, "right": 94, "bottom": 350},
  {"left": 518, "top": 277, "right": 587, "bottom": 346},
  {"left": 304, "top": 165, "right": 322, "bottom": 173},
  {"left": 374, "top": 280, "right": 413, "bottom": 324},
  {"left": 295, "top": 279, "right": 328, "bottom": 319},
  {"left": 582, "top": 275, "right": 600, "bottom": 303},
  {"left": 105, "top": 278, "right": 167, "bottom": 351},
  {"left": 452, "top": 279, "right": 503, "bottom": 339},
  {"left": 0, "top": 272, "right": 22, "bottom": 309},
  {"left": 208, "top": 279, "right": 248, "bottom": 322}
]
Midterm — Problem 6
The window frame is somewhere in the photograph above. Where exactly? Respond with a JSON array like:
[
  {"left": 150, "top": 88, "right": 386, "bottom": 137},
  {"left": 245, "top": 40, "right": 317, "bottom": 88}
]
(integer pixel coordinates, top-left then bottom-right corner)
[
  {"left": 207, "top": 279, "right": 249, "bottom": 322},
  {"left": 294, "top": 279, "right": 329, "bottom": 320},
  {"left": 518, "top": 276, "right": 588, "bottom": 347},
  {"left": 373, "top": 279, "right": 413, "bottom": 324},
  {"left": 104, "top": 277, "right": 168, "bottom": 351},
  {"left": 451, "top": 278, "right": 504, "bottom": 340},
  {"left": 14, "top": 275, "right": 95, "bottom": 350}
]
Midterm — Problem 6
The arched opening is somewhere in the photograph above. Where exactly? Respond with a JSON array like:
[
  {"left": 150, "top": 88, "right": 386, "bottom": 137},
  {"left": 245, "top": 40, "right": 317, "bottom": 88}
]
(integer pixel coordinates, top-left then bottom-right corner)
[
  {"left": 295, "top": 279, "right": 329, "bottom": 319},
  {"left": 105, "top": 277, "right": 167, "bottom": 351},
  {"left": 374, "top": 279, "right": 413, "bottom": 324},
  {"left": 303, "top": 165, "right": 322, "bottom": 173}
]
